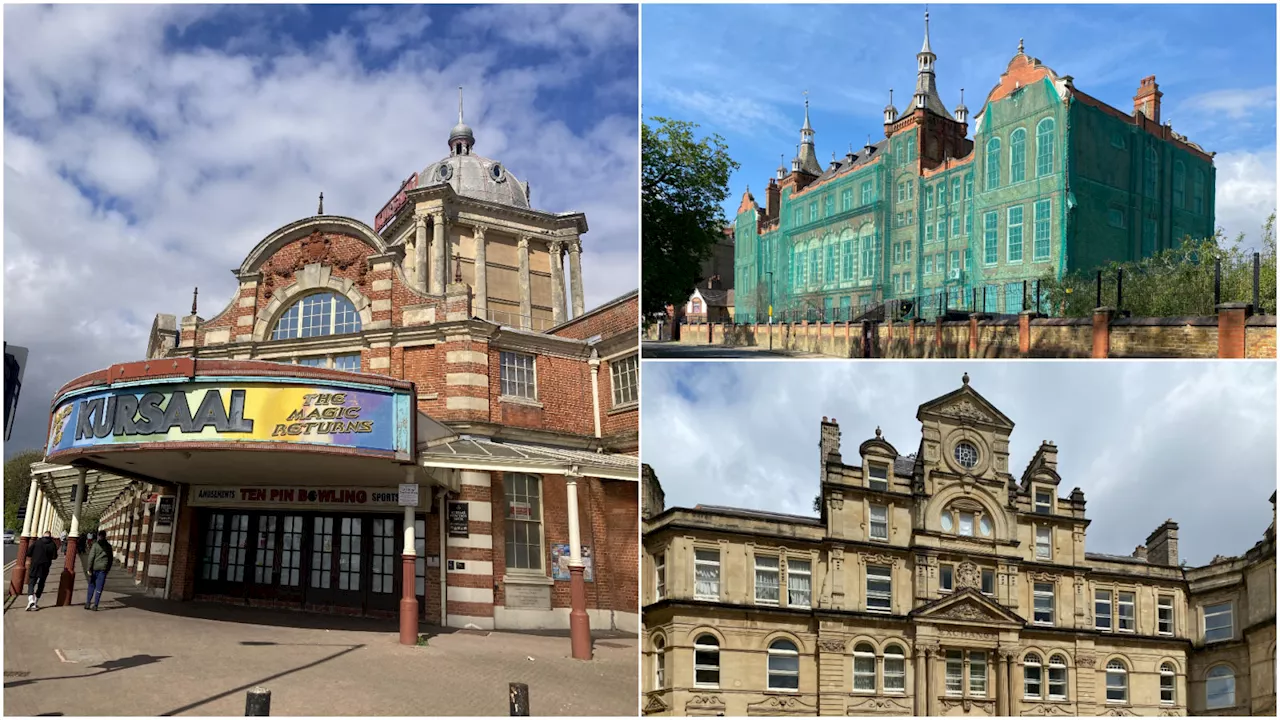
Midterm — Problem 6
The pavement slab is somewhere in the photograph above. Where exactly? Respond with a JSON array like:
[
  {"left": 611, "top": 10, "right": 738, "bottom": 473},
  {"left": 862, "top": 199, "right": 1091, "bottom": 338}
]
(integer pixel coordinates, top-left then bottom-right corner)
[{"left": 3, "top": 565, "right": 638, "bottom": 716}]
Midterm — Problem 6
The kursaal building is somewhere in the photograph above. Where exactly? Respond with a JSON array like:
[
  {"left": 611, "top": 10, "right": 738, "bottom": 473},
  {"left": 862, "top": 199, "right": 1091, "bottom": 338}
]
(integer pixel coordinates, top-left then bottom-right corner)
[
  {"left": 14, "top": 91, "right": 639, "bottom": 654},
  {"left": 641, "top": 376, "right": 1275, "bottom": 716},
  {"left": 732, "top": 11, "right": 1216, "bottom": 323}
]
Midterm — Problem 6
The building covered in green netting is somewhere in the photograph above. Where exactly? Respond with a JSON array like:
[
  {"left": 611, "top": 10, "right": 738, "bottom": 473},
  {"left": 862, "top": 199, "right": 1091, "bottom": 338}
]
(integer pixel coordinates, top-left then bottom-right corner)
[{"left": 732, "top": 11, "right": 1217, "bottom": 323}]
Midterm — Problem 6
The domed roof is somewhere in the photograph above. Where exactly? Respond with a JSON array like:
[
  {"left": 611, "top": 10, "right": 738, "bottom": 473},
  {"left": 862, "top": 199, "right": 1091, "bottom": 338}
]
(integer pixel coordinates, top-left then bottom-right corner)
[{"left": 418, "top": 153, "right": 530, "bottom": 210}]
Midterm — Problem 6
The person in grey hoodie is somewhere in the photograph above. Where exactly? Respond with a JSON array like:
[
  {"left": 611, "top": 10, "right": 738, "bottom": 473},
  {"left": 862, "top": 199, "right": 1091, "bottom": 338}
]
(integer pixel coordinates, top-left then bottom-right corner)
[
  {"left": 84, "top": 531, "right": 114, "bottom": 611},
  {"left": 25, "top": 531, "right": 57, "bottom": 611}
]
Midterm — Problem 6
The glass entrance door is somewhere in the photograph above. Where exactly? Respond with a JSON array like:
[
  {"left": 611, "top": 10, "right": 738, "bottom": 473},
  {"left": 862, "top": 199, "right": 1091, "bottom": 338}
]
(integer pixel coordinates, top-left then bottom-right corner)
[
  {"left": 196, "top": 511, "right": 251, "bottom": 597},
  {"left": 307, "top": 515, "right": 365, "bottom": 610}
]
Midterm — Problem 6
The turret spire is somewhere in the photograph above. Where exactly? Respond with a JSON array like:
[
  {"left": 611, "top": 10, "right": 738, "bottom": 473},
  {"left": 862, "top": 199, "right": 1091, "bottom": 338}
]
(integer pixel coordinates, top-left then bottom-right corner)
[
  {"left": 449, "top": 85, "right": 475, "bottom": 156},
  {"left": 913, "top": 6, "right": 953, "bottom": 119},
  {"left": 922, "top": 4, "right": 932, "bottom": 54},
  {"left": 796, "top": 91, "right": 822, "bottom": 175}
]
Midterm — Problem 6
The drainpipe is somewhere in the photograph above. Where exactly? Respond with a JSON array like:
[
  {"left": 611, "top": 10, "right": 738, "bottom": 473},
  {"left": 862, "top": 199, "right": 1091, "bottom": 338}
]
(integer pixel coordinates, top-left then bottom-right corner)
[
  {"left": 588, "top": 350, "right": 601, "bottom": 439},
  {"left": 438, "top": 485, "right": 448, "bottom": 626},
  {"left": 163, "top": 483, "right": 183, "bottom": 601}
]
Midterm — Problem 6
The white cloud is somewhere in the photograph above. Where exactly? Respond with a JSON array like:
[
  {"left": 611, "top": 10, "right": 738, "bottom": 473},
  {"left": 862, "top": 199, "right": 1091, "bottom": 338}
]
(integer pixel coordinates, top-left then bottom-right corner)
[
  {"left": 1214, "top": 148, "right": 1277, "bottom": 246},
  {"left": 3, "top": 5, "right": 638, "bottom": 457},
  {"left": 642, "top": 362, "right": 1276, "bottom": 566},
  {"left": 1181, "top": 86, "right": 1277, "bottom": 121}
]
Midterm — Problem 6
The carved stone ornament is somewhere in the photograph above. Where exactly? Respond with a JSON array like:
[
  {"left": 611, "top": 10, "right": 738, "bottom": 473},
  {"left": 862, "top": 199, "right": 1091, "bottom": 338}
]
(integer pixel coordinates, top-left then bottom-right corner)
[
  {"left": 642, "top": 695, "right": 668, "bottom": 715},
  {"left": 1074, "top": 653, "right": 1095, "bottom": 668},
  {"left": 940, "top": 629, "right": 992, "bottom": 642},
  {"left": 956, "top": 560, "right": 981, "bottom": 589},
  {"left": 1156, "top": 709, "right": 1184, "bottom": 717},
  {"left": 1027, "top": 571, "right": 1057, "bottom": 583},
  {"left": 263, "top": 230, "right": 368, "bottom": 293},
  {"left": 1022, "top": 703, "right": 1073, "bottom": 716},
  {"left": 685, "top": 694, "right": 725, "bottom": 709},
  {"left": 860, "top": 552, "right": 899, "bottom": 567},
  {"left": 936, "top": 603, "right": 994, "bottom": 622},
  {"left": 941, "top": 698, "right": 995, "bottom": 713},
  {"left": 818, "top": 638, "right": 846, "bottom": 653},
  {"left": 846, "top": 696, "right": 911, "bottom": 714},
  {"left": 747, "top": 695, "right": 818, "bottom": 714},
  {"left": 940, "top": 398, "right": 996, "bottom": 424},
  {"left": 1102, "top": 708, "right": 1137, "bottom": 717}
]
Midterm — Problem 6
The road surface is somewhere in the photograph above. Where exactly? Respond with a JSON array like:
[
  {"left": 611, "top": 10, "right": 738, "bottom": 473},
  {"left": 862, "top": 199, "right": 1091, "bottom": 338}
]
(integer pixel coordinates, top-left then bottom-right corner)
[{"left": 642, "top": 341, "right": 825, "bottom": 359}]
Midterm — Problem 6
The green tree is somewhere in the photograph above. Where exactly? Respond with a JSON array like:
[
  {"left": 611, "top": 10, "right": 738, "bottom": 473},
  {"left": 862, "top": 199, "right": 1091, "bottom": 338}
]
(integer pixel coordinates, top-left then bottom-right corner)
[
  {"left": 642, "top": 117, "right": 740, "bottom": 318},
  {"left": 1038, "top": 215, "right": 1276, "bottom": 318},
  {"left": 4, "top": 449, "right": 44, "bottom": 531}
]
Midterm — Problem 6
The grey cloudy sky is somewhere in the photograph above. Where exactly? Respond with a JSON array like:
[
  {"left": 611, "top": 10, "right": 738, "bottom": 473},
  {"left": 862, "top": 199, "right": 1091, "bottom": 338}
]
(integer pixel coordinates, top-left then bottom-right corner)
[
  {"left": 642, "top": 361, "right": 1276, "bottom": 567},
  {"left": 3, "top": 4, "right": 638, "bottom": 459}
]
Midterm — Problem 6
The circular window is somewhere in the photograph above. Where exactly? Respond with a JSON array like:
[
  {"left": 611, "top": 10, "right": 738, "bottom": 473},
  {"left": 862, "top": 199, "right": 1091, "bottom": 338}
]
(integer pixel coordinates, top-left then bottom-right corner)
[
  {"left": 954, "top": 442, "right": 979, "bottom": 469},
  {"left": 979, "top": 515, "right": 993, "bottom": 537},
  {"left": 490, "top": 163, "right": 505, "bottom": 182},
  {"left": 940, "top": 512, "right": 954, "bottom": 532},
  {"left": 437, "top": 163, "right": 453, "bottom": 181}
]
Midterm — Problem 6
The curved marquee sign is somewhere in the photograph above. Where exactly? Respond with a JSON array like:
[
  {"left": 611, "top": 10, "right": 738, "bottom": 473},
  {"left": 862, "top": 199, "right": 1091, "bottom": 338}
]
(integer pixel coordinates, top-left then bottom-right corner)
[{"left": 47, "top": 378, "right": 414, "bottom": 462}]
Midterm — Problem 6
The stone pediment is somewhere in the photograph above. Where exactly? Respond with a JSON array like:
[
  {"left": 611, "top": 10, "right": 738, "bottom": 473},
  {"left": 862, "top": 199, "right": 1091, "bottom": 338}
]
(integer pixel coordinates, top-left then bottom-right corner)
[
  {"left": 642, "top": 694, "right": 668, "bottom": 715},
  {"left": 917, "top": 382, "right": 1014, "bottom": 430},
  {"left": 747, "top": 695, "right": 818, "bottom": 716},
  {"left": 912, "top": 587, "right": 1025, "bottom": 627}
]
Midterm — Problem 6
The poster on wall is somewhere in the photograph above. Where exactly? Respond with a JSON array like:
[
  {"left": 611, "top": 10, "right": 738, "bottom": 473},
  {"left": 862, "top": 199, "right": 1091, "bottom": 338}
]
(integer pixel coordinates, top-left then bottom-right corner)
[
  {"left": 154, "top": 496, "right": 175, "bottom": 528},
  {"left": 551, "top": 543, "right": 593, "bottom": 582},
  {"left": 448, "top": 502, "right": 469, "bottom": 537}
]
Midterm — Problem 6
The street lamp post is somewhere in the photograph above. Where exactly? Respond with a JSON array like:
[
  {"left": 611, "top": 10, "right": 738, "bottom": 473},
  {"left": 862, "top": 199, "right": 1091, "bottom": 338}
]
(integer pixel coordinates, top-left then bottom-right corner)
[{"left": 765, "top": 270, "right": 774, "bottom": 351}]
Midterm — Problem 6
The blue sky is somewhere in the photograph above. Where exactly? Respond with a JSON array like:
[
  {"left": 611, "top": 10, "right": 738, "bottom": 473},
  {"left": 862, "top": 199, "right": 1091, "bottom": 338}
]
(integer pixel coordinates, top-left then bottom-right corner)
[
  {"left": 642, "top": 361, "right": 1276, "bottom": 567},
  {"left": 3, "top": 4, "right": 638, "bottom": 458},
  {"left": 642, "top": 3, "right": 1277, "bottom": 246}
]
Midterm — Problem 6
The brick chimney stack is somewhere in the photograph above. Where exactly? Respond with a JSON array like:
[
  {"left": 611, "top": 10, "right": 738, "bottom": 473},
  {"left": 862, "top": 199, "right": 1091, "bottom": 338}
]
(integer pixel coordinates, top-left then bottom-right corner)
[
  {"left": 820, "top": 416, "right": 842, "bottom": 465},
  {"left": 766, "top": 177, "right": 781, "bottom": 221},
  {"left": 1145, "top": 519, "right": 1179, "bottom": 566},
  {"left": 1133, "top": 75, "right": 1162, "bottom": 125}
]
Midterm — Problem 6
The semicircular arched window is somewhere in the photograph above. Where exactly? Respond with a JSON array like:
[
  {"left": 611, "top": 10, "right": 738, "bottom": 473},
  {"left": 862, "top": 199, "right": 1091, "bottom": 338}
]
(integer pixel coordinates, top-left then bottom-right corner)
[
  {"left": 1206, "top": 665, "right": 1235, "bottom": 710},
  {"left": 271, "top": 292, "right": 361, "bottom": 341},
  {"left": 767, "top": 639, "right": 800, "bottom": 691}
]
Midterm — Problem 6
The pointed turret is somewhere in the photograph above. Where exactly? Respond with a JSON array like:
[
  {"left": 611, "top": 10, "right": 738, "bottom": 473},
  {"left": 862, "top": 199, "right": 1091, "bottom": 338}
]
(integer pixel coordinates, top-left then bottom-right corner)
[
  {"left": 954, "top": 87, "right": 969, "bottom": 124},
  {"left": 796, "top": 93, "right": 823, "bottom": 175},
  {"left": 884, "top": 88, "right": 899, "bottom": 126},
  {"left": 449, "top": 86, "right": 476, "bottom": 156},
  {"left": 912, "top": 8, "right": 953, "bottom": 119}
]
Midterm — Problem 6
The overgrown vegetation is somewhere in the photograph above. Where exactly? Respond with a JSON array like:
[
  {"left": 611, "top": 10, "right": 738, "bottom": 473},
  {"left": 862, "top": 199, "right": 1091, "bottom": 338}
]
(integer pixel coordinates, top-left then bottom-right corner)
[
  {"left": 4, "top": 450, "right": 43, "bottom": 530},
  {"left": 1039, "top": 215, "right": 1276, "bottom": 318}
]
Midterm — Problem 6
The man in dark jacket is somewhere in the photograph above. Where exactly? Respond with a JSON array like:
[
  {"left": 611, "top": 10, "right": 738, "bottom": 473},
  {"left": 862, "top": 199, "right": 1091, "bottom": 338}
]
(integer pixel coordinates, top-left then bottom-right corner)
[
  {"left": 84, "top": 531, "right": 114, "bottom": 611},
  {"left": 25, "top": 531, "right": 58, "bottom": 611}
]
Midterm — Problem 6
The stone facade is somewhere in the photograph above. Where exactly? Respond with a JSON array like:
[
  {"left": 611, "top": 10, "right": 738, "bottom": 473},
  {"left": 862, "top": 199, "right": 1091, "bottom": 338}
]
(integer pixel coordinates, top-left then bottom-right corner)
[
  {"left": 732, "top": 12, "right": 1215, "bottom": 324},
  {"left": 641, "top": 378, "right": 1275, "bottom": 716}
]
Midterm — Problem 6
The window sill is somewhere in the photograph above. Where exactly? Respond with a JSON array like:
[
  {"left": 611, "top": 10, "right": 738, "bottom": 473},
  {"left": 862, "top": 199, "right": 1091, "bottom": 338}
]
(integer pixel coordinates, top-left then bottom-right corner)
[
  {"left": 499, "top": 395, "right": 543, "bottom": 409},
  {"left": 694, "top": 595, "right": 719, "bottom": 602},
  {"left": 503, "top": 572, "right": 553, "bottom": 587},
  {"left": 607, "top": 402, "right": 637, "bottom": 416}
]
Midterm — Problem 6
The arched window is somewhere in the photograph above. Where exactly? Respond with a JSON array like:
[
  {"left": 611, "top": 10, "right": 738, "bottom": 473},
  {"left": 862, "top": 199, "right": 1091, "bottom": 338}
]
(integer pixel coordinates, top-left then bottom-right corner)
[
  {"left": 1194, "top": 169, "right": 1205, "bottom": 214},
  {"left": 271, "top": 292, "right": 360, "bottom": 340},
  {"left": 1010, "top": 128, "right": 1027, "bottom": 184},
  {"left": 1145, "top": 146, "right": 1158, "bottom": 198},
  {"left": 1048, "top": 654, "right": 1068, "bottom": 700},
  {"left": 853, "top": 642, "right": 876, "bottom": 692},
  {"left": 1023, "top": 653, "right": 1043, "bottom": 699},
  {"left": 767, "top": 639, "right": 800, "bottom": 691},
  {"left": 1036, "top": 118, "right": 1056, "bottom": 177},
  {"left": 1173, "top": 161, "right": 1186, "bottom": 208},
  {"left": 824, "top": 234, "right": 838, "bottom": 285},
  {"left": 809, "top": 244, "right": 820, "bottom": 289},
  {"left": 883, "top": 644, "right": 906, "bottom": 694},
  {"left": 986, "top": 138, "right": 1001, "bottom": 190},
  {"left": 1205, "top": 665, "right": 1235, "bottom": 710},
  {"left": 940, "top": 504, "right": 994, "bottom": 538},
  {"left": 1159, "top": 662, "right": 1175, "bottom": 705},
  {"left": 841, "top": 229, "right": 857, "bottom": 282},
  {"left": 693, "top": 635, "right": 720, "bottom": 687},
  {"left": 859, "top": 225, "right": 876, "bottom": 278},
  {"left": 653, "top": 636, "right": 666, "bottom": 688},
  {"left": 1105, "top": 659, "right": 1128, "bottom": 703}
]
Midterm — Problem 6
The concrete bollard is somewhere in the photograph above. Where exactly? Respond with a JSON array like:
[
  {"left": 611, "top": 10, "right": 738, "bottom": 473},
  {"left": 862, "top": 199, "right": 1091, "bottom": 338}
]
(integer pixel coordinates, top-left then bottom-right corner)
[
  {"left": 509, "top": 682, "right": 530, "bottom": 716},
  {"left": 245, "top": 687, "right": 271, "bottom": 716}
]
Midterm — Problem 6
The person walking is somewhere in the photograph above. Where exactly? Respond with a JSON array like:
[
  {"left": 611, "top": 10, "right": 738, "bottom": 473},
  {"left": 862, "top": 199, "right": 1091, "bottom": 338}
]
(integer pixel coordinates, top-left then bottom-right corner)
[
  {"left": 84, "top": 531, "right": 114, "bottom": 611},
  {"left": 25, "top": 531, "right": 57, "bottom": 611}
]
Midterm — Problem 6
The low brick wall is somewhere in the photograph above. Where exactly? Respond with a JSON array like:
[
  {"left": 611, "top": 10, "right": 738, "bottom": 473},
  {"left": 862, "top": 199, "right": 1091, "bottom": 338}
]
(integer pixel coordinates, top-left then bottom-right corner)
[{"left": 675, "top": 309, "right": 1277, "bottom": 359}]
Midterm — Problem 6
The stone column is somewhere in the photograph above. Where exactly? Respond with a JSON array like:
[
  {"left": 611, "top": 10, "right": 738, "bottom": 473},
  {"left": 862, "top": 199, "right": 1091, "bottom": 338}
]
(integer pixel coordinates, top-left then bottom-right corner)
[
  {"left": 568, "top": 238, "right": 585, "bottom": 317},
  {"left": 400, "top": 466, "right": 419, "bottom": 646},
  {"left": 995, "top": 650, "right": 1009, "bottom": 717},
  {"left": 914, "top": 645, "right": 929, "bottom": 715},
  {"left": 549, "top": 239, "right": 567, "bottom": 324},
  {"left": 474, "top": 225, "right": 488, "bottom": 320},
  {"left": 1007, "top": 651, "right": 1021, "bottom": 716},
  {"left": 517, "top": 235, "right": 532, "bottom": 330},
  {"left": 432, "top": 211, "right": 447, "bottom": 295},
  {"left": 414, "top": 214, "right": 429, "bottom": 293},
  {"left": 926, "top": 646, "right": 939, "bottom": 716},
  {"left": 566, "top": 474, "right": 592, "bottom": 660}
]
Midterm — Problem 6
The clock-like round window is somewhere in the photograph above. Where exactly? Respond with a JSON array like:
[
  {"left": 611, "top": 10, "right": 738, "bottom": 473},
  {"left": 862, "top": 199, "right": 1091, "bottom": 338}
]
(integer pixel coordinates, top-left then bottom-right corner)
[
  {"left": 954, "top": 442, "right": 979, "bottom": 469},
  {"left": 437, "top": 163, "right": 453, "bottom": 181},
  {"left": 979, "top": 515, "right": 993, "bottom": 537},
  {"left": 940, "top": 512, "right": 954, "bottom": 532},
  {"left": 490, "top": 163, "right": 505, "bottom": 182}
]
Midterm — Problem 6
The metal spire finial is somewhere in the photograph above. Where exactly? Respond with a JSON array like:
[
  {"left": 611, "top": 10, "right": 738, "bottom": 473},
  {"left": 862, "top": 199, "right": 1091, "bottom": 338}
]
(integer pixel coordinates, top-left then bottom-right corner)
[
  {"left": 458, "top": 85, "right": 465, "bottom": 123},
  {"left": 962, "top": 372, "right": 970, "bottom": 385},
  {"left": 453, "top": 251, "right": 463, "bottom": 284},
  {"left": 802, "top": 90, "right": 813, "bottom": 133},
  {"left": 1018, "top": 38, "right": 1025, "bottom": 54},
  {"left": 191, "top": 286, "right": 199, "bottom": 316},
  {"left": 922, "top": 5, "right": 933, "bottom": 54},
  {"left": 318, "top": 191, "right": 324, "bottom": 215}
]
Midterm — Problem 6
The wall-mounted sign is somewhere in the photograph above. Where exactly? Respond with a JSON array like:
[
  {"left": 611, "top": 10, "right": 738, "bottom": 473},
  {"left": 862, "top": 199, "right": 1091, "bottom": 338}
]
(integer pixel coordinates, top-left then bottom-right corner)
[
  {"left": 398, "top": 483, "right": 419, "bottom": 507},
  {"left": 155, "top": 496, "right": 176, "bottom": 528},
  {"left": 551, "top": 543, "right": 594, "bottom": 583},
  {"left": 47, "top": 380, "right": 413, "bottom": 461},
  {"left": 188, "top": 485, "right": 412, "bottom": 510},
  {"left": 373, "top": 172, "right": 420, "bottom": 233},
  {"left": 448, "top": 501, "right": 470, "bottom": 537}
]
